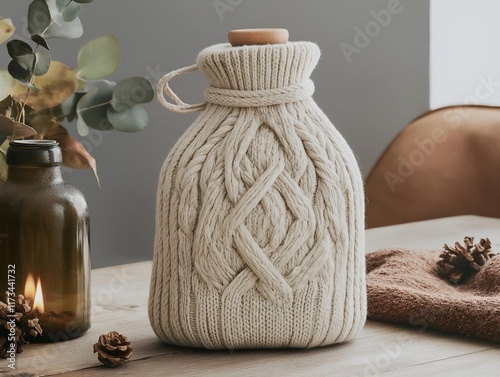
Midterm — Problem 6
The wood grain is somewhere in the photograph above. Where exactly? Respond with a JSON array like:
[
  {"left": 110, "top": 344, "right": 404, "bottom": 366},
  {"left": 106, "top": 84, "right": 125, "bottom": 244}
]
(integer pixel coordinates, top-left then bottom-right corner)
[
  {"left": 228, "top": 28, "right": 289, "bottom": 46},
  {"left": 3, "top": 215, "right": 499, "bottom": 377}
]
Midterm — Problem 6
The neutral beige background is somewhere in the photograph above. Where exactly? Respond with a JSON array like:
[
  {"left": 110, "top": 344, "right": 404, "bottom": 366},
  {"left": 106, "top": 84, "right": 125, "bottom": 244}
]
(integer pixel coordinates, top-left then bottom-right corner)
[{"left": 1, "top": 0, "right": 430, "bottom": 267}]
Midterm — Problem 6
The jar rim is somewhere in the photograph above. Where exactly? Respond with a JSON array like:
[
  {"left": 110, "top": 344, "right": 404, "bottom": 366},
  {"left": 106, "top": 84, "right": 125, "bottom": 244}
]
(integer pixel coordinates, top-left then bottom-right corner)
[
  {"left": 10, "top": 140, "right": 59, "bottom": 147},
  {"left": 7, "top": 140, "right": 62, "bottom": 167}
]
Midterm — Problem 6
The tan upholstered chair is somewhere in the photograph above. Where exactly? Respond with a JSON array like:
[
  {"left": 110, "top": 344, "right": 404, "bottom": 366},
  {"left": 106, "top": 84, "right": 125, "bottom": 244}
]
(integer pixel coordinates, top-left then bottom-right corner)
[{"left": 365, "top": 105, "right": 500, "bottom": 228}]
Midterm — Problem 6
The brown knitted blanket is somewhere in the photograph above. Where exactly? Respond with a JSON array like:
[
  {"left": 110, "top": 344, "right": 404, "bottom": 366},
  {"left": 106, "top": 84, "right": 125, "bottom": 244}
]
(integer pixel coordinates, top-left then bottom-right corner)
[{"left": 366, "top": 249, "right": 500, "bottom": 342}]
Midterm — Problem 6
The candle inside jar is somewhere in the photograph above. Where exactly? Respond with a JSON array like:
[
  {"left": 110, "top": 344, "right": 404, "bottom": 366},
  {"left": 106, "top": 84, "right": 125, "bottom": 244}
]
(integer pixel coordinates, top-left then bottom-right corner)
[{"left": 23, "top": 273, "right": 82, "bottom": 342}]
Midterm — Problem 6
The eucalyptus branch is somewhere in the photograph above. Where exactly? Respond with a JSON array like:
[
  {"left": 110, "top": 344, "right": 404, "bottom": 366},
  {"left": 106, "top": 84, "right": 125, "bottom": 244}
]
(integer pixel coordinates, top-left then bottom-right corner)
[
  {"left": 40, "top": 21, "right": 55, "bottom": 38},
  {"left": 39, "top": 0, "right": 74, "bottom": 38},
  {"left": 57, "top": 100, "right": 114, "bottom": 120},
  {"left": 17, "top": 82, "right": 34, "bottom": 125},
  {"left": 80, "top": 100, "right": 113, "bottom": 112},
  {"left": 13, "top": 91, "right": 27, "bottom": 123},
  {"left": 2, "top": 1, "right": 152, "bottom": 146},
  {"left": 15, "top": 42, "right": 41, "bottom": 125}
]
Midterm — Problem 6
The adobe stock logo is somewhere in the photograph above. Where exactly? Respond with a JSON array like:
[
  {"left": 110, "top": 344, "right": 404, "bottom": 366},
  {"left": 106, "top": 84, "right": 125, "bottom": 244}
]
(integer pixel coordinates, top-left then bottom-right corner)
[
  {"left": 213, "top": 0, "right": 243, "bottom": 21},
  {"left": 384, "top": 128, "right": 447, "bottom": 192},
  {"left": 340, "top": 0, "right": 411, "bottom": 63},
  {"left": 384, "top": 73, "right": 500, "bottom": 192}
]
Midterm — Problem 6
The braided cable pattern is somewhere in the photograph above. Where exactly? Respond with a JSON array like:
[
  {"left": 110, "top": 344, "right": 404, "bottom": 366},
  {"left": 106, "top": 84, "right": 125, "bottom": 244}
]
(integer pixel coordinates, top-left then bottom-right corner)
[{"left": 149, "top": 41, "right": 366, "bottom": 349}]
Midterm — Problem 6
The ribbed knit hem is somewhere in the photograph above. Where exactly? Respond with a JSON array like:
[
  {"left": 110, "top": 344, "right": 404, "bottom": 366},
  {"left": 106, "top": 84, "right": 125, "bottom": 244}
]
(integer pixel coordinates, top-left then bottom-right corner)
[{"left": 196, "top": 42, "right": 321, "bottom": 91}]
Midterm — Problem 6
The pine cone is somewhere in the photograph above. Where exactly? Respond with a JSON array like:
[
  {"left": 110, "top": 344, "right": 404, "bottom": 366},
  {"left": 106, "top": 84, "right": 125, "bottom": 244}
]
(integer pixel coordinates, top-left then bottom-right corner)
[
  {"left": 0, "top": 292, "right": 42, "bottom": 358},
  {"left": 437, "top": 237, "right": 497, "bottom": 284},
  {"left": 93, "top": 331, "right": 132, "bottom": 368}
]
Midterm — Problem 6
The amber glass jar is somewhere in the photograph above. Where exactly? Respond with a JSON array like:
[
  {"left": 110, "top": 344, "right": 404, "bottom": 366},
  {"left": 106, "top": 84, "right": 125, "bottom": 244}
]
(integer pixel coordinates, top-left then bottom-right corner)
[{"left": 0, "top": 140, "right": 90, "bottom": 342}]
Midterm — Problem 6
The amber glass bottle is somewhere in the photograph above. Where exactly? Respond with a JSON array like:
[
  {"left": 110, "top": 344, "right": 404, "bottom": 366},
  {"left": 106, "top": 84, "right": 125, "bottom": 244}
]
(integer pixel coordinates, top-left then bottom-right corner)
[{"left": 0, "top": 140, "right": 90, "bottom": 342}]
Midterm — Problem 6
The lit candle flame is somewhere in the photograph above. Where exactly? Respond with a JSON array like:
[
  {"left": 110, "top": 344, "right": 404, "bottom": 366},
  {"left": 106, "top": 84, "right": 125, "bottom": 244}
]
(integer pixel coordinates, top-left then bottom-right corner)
[
  {"left": 34, "top": 278, "right": 44, "bottom": 312},
  {"left": 24, "top": 274, "right": 35, "bottom": 299},
  {"left": 24, "top": 274, "right": 45, "bottom": 312}
]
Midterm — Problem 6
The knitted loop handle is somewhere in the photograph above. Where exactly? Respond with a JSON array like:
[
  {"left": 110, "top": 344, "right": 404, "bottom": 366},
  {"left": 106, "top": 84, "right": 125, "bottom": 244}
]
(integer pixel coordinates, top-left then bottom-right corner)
[
  {"left": 157, "top": 64, "right": 207, "bottom": 113},
  {"left": 157, "top": 64, "right": 315, "bottom": 113}
]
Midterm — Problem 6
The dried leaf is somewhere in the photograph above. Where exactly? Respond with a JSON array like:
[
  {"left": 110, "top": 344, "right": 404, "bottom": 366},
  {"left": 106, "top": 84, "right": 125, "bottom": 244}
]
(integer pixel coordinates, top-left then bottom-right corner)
[
  {"left": 0, "top": 96, "right": 12, "bottom": 116},
  {"left": 0, "top": 71, "right": 15, "bottom": 101},
  {"left": 27, "top": 114, "right": 66, "bottom": 138},
  {"left": 0, "top": 18, "right": 15, "bottom": 44},
  {"left": 50, "top": 133, "right": 100, "bottom": 187},
  {"left": 10, "top": 61, "right": 78, "bottom": 111},
  {"left": 0, "top": 115, "right": 37, "bottom": 138}
]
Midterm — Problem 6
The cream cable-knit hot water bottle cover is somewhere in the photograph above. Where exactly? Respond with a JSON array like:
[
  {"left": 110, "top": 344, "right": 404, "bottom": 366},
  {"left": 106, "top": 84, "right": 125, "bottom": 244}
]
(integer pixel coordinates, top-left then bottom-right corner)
[{"left": 149, "top": 41, "right": 366, "bottom": 349}]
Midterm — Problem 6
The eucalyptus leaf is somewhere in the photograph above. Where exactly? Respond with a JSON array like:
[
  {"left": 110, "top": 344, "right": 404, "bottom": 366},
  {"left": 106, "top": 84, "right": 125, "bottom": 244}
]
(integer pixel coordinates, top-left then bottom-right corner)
[
  {"left": 51, "top": 133, "right": 100, "bottom": 186},
  {"left": 7, "top": 40, "right": 36, "bottom": 74},
  {"left": 76, "top": 80, "right": 115, "bottom": 131},
  {"left": 111, "top": 77, "right": 154, "bottom": 111},
  {"left": 61, "top": 91, "right": 85, "bottom": 121},
  {"left": 0, "top": 115, "right": 16, "bottom": 136},
  {"left": 31, "top": 34, "right": 50, "bottom": 49},
  {"left": 28, "top": 0, "right": 52, "bottom": 36},
  {"left": 11, "top": 49, "right": 50, "bottom": 78},
  {"left": 7, "top": 40, "right": 33, "bottom": 59},
  {"left": 46, "top": 0, "right": 64, "bottom": 26},
  {"left": 0, "top": 18, "right": 15, "bottom": 44},
  {"left": 0, "top": 96, "right": 12, "bottom": 116},
  {"left": 76, "top": 114, "right": 90, "bottom": 136},
  {"left": 0, "top": 115, "right": 37, "bottom": 138},
  {"left": 60, "top": 0, "right": 81, "bottom": 22},
  {"left": 56, "top": 0, "right": 72, "bottom": 10},
  {"left": 10, "top": 61, "right": 78, "bottom": 110},
  {"left": 77, "top": 36, "right": 120, "bottom": 80},
  {"left": 8, "top": 60, "right": 33, "bottom": 86},
  {"left": 44, "top": 16, "right": 83, "bottom": 39},
  {"left": 0, "top": 71, "right": 15, "bottom": 101},
  {"left": 34, "top": 51, "right": 51, "bottom": 76},
  {"left": 107, "top": 105, "right": 148, "bottom": 133},
  {"left": 47, "top": 0, "right": 81, "bottom": 25},
  {"left": 15, "top": 53, "right": 36, "bottom": 74}
]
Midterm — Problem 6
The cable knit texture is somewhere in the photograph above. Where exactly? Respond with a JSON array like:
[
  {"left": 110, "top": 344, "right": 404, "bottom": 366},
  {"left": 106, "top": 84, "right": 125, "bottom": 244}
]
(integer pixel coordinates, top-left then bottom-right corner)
[{"left": 149, "top": 41, "right": 366, "bottom": 349}]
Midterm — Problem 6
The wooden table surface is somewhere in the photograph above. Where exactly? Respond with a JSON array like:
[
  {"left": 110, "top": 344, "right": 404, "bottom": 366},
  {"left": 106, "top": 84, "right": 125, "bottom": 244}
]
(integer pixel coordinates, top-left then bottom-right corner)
[{"left": 3, "top": 215, "right": 500, "bottom": 376}]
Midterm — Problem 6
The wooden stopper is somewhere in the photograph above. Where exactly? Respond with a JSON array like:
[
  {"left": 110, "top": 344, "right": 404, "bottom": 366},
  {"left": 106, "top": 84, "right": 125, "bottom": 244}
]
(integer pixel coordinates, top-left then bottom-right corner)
[{"left": 228, "top": 28, "right": 289, "bottom": 47}]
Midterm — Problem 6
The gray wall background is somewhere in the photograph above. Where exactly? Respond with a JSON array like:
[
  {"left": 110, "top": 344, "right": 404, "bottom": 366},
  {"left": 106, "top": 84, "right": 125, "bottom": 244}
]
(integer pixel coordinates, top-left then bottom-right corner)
[{"left": 2, "top": 0, "right": 429, "bottom": 267}]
